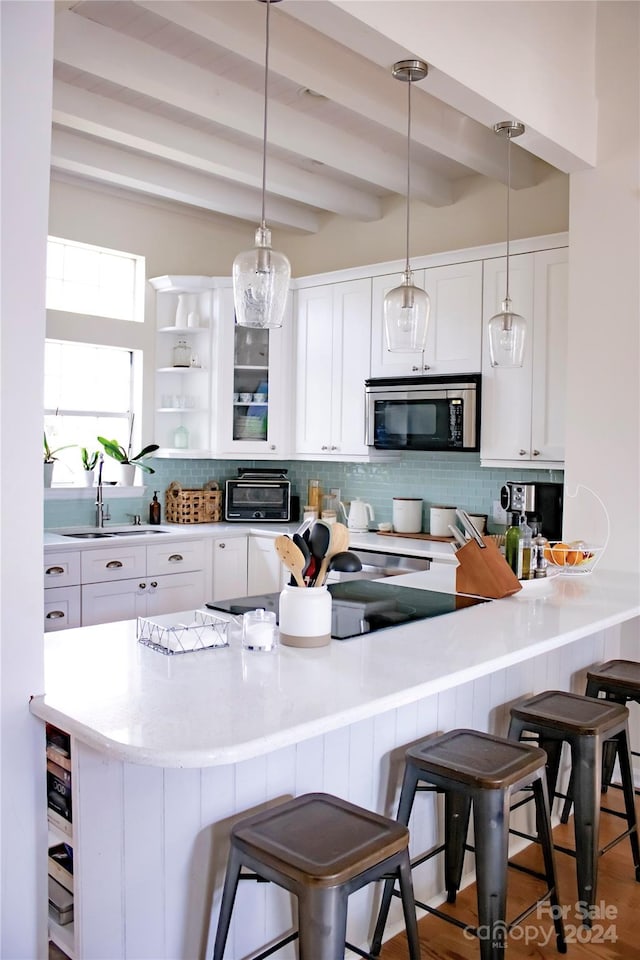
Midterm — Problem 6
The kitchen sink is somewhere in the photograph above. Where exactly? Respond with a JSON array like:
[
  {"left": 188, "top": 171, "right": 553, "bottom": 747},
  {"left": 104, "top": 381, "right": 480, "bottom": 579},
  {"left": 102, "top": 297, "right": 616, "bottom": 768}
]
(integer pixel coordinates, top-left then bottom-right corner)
[
  {"left": 62, "top": 529, "right": 170, "bottom": 539},
  {"left": 62, "top": 532, "right": 113, "bottom": 539},
  {"left": 109, "top": 529, "right": 169, "bottom": 536}
]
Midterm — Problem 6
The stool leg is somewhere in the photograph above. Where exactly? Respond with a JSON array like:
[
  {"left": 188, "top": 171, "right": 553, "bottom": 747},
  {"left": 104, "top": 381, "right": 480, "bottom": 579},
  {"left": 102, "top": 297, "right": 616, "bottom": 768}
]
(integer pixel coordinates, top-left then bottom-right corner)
[
  {"left": 370, "top": 764, "right": 422, "bottom": 956},
  {"left": 444, "top": 789, "right": 472, "bottom": 903},
  {"left": 532, "top": 776, "right": 567, "bottom": 954},
  {"left": 297, "top": 885, "right": 347, "bottom": 960},
  {"left": 472, "top": 788, "right": 509, "bottom": 960},
  {"left": 614, "top": 729, "right": 640, "bottom": 881},
  {"left": 559, "top": 767, "right": 574, "bottom": 824},
  {"left": 571, "top": 737, "right": 600, "bottom": 927},
  {"left": 397, "top": 851, "right": 422, "bottom": 960},
  {"left": 212, "top": 845, "right": 243, "bottom": 960}
]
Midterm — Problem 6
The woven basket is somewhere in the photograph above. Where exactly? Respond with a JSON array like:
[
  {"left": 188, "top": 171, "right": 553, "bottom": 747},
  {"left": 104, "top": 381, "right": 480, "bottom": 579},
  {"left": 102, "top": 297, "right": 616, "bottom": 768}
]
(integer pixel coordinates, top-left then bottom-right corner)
[{"left": 165, "top": 480, "right": 222, "bottom": 524}]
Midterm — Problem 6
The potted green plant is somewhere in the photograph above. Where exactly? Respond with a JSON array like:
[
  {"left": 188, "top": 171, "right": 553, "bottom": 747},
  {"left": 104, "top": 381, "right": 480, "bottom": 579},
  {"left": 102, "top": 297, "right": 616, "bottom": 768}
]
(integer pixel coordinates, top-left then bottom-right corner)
[
  {"left": 44, "top": 432, "right": 75, "bottom": 487},
  {"left": 80, "top": 447, "right": 100, "bottom": 487},
  {"left": 97, "top": 429, "right": 159, "bottom": 486}
]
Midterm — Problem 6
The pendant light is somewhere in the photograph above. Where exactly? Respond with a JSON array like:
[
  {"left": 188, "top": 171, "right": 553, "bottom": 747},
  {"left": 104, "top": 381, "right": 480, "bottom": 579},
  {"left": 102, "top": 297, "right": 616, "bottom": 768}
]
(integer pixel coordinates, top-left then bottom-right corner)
[
  {"left": 384, "top": 59, "right": 430, "bottom": 353},
  {"left": 233, "top": 0, "right": 290, "bottom": 329},
  {"left": 488, "top": 120, "right": 526, "bottom": 367}
]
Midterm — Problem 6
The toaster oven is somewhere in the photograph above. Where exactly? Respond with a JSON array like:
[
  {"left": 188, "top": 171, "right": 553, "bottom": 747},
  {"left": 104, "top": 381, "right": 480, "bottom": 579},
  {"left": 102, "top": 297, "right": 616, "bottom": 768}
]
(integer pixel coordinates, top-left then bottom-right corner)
[{"left": 225, "top": 469, "right": 291, "bottom": 522}]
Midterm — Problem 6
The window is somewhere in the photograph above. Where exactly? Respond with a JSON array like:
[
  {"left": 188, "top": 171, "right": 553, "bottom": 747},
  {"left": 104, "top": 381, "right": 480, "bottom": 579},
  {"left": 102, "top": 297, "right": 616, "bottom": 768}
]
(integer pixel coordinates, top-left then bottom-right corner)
[{"left": 46, "top": 237, "right": 144, "bottom": 322}]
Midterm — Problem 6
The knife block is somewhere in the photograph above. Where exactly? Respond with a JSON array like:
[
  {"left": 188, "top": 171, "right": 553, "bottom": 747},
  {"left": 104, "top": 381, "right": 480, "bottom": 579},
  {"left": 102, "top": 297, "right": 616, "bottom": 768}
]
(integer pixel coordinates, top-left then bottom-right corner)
[{"left": 455, "top": 537, "right": 522, "bottom": 599}]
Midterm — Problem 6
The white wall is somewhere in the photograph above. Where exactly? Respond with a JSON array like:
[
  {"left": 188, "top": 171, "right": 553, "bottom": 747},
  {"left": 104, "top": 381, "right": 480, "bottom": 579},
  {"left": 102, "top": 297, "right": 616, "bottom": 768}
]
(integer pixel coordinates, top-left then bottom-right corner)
[{"left": 1, "top": 2, "right": 53, "bottom": 956}]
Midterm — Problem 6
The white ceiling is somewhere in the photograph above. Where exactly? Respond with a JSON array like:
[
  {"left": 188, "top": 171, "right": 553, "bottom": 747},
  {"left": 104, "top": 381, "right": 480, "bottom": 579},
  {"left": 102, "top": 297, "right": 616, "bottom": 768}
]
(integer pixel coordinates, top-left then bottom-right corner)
[{"left": 52, "top": 0, "right": 554, "bottom": 233}]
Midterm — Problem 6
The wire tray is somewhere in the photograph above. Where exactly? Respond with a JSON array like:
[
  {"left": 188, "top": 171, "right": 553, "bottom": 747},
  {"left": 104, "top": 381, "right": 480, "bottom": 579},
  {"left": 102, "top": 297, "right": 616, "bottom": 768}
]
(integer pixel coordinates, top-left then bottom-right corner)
[{"left": 137, "top": 609, "right": 230, "bottom": 655}]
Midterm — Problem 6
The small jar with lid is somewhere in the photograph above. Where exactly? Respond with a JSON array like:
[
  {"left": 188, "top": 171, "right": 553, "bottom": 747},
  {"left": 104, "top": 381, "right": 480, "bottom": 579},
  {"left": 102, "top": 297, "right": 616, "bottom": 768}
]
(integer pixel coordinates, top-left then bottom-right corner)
[{"left": 172, "top": 338, "right": 192, "bottom": 367}]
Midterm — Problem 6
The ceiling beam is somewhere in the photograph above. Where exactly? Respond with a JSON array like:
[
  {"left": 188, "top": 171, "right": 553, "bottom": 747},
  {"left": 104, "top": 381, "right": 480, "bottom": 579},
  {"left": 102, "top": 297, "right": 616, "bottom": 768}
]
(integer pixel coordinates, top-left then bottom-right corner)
[
  {"left": 54, "top": 9, "right": 453, "bottom": 206},
  {"left": 52, "top": 81, "right": 382, "bottom": 222},
  {"left": 50, "top": 128, "right": 320, "bottom": 232}
]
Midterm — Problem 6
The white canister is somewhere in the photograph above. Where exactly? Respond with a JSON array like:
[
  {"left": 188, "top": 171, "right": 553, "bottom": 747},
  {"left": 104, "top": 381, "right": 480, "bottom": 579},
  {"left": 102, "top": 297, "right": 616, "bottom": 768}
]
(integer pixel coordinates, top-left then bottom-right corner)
[
  {"left": 430, "top": 505, "right": 458, "bottom": 537},
  {"left": 392, "top": 498, "right": 423, "bottom": 534},
  {"left": 278, "top": 585, "right": 331, "bottom": 648}
]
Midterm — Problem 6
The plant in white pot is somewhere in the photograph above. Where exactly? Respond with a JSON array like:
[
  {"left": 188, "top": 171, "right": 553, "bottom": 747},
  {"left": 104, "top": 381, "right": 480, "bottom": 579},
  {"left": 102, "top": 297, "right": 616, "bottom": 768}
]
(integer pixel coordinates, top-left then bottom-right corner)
[
  {"left": 44, "top": 432, "right": 75, "bottom": 487},
  {"left": 80, "top": 447, "right": 99, "bottom": 487},
  {"left": 97, "top": 435, "right": 159, "bottom": 486}
]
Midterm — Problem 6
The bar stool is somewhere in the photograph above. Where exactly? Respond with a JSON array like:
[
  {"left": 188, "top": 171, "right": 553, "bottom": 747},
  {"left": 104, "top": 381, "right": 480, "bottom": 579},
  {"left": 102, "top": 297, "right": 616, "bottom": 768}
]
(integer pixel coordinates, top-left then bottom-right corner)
[
  {"left": 508, "top": 690, "right": 640, "bottom": 924},
  {"left": 212, "top": 792, "right": 421, "bottom": 960},
  {"left": 370, "top": 729, "right": 566, "bottom": 960},
  {"left": 561, "top": 660, "right": 640, "bottom": 822}
]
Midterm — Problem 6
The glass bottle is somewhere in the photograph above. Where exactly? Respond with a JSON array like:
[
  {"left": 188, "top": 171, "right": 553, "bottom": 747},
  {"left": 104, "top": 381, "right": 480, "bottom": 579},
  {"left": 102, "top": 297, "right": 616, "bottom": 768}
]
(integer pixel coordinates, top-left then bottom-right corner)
[
  {"left": 174, "top": 425, "right": 189, "bottom": 449},
  {"left": 172, "top": 338, "right": 192, "bottom": 367},
  {"left": 505, "top": 512, "right": 522, "bottom": 577},
  {"left": 519, "top": 513, "right": 533, "bottom": 580}
]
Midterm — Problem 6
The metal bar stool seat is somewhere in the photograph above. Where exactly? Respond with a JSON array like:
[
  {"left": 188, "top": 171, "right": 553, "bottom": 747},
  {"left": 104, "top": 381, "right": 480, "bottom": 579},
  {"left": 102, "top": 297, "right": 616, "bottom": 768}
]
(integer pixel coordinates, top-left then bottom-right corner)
[
  {"left": 371, "top": 729, "right": 566, "bottom": 960},
  {"left": 508, "top": 690, "right": 640, "bottom": 925},
  {"left": 212, "top": 792, "right": 421, "bottom": 960}
]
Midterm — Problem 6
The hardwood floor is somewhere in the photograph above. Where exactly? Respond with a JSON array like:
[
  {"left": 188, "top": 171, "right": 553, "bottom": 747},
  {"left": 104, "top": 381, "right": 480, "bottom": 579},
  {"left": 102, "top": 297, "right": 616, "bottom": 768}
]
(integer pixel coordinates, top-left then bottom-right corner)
[{"left": 379, "top": 790, "right": 640, "bottom": 960}]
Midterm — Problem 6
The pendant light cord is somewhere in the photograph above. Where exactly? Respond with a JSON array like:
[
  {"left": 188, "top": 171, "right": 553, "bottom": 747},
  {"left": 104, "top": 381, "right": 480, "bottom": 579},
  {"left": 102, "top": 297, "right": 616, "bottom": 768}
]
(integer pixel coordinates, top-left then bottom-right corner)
[
  {"left": 404, "top": 77, "right": 412, "bottom": 275},
  {"left": 505, "top": 131, "right": 512, "bottom": 302},
  {"left": 260, "top": 0, "right": 271, "bottom": 230}
]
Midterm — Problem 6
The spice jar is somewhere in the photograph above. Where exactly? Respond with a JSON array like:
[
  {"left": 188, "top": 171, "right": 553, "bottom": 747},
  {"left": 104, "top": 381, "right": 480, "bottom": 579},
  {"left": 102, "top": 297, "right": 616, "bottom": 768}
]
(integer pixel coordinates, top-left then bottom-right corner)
[{"left": 172, "top": 338, "right": 192, "bottom": 367}]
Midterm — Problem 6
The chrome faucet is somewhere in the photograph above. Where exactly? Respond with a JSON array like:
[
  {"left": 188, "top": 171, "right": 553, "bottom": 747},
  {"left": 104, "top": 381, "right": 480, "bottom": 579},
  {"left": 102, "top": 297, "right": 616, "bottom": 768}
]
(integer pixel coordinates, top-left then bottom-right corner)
[{"left": 95, "top": 454, "right": 111, "bottom": 528}]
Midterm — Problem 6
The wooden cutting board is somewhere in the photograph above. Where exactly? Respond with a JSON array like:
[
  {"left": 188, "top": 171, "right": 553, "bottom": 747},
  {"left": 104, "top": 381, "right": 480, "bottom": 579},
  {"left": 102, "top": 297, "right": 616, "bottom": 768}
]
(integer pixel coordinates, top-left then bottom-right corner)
[{"left": 376, "top": 531, "right": 455, "bottom": 542}]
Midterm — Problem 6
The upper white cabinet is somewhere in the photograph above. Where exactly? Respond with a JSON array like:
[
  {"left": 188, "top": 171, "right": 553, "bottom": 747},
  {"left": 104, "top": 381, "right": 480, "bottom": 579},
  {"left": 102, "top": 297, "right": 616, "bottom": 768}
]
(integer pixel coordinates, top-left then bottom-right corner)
[
  {"left": 294, "top": 278, "right": 372, "bottom": 458},
  {"left": 480, "top": 247, "right": 568, "bottom": 467},
  {"left": 370, "top": 260, "right": 483, "bottom": 377},
  {"left": 149, "top": 276, "right": 215, "bottom": 457},
  {"left": 211, "top": 284, "right": 293, "bottom": 458}
]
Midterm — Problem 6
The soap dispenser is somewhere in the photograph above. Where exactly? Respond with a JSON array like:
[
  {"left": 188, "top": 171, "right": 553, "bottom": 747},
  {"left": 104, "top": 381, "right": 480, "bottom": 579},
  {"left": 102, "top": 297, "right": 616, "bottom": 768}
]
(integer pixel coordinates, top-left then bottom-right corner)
[{"left": 149, "top": 491, "right": 161, "bottom": 525}]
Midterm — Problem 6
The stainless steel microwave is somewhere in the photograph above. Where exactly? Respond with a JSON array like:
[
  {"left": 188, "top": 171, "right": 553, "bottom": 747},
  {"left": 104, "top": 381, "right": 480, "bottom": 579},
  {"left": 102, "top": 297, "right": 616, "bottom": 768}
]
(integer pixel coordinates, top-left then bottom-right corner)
[{"left": 365, "top": 374, "right": 481, "bottom": 452}]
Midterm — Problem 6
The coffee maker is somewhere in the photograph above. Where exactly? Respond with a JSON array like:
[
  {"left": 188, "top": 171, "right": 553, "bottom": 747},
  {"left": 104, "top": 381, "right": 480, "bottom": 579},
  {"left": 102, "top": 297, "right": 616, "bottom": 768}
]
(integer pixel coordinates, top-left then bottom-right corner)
[{"left": 500, "top": 481, "right": 564, "bottom": 540}]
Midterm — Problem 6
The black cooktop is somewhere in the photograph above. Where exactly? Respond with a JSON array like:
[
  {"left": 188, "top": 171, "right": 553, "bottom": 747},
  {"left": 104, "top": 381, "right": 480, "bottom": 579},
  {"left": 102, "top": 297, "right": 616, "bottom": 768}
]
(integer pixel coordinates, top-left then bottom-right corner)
[{"left": 206, "top": 580, "right": 487, "bottom": 640}]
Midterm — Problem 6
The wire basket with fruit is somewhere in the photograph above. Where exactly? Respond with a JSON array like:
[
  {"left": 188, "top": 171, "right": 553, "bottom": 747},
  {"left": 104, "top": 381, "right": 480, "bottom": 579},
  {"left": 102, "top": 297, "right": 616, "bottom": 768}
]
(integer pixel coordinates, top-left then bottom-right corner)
[{"left": 542, "top": 540, "right": 604, "bottom": 575}]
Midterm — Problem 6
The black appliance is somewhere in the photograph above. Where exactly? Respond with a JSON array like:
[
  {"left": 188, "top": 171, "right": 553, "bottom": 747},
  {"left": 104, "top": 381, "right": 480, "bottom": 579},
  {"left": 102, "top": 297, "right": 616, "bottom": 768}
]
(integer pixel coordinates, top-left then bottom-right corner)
[
  {"left": 500, "top": 480, "right": 564, "bottom": 540},
  {"left": 365, "top": 374, "right": 481, "bottom": 452},
  {"left": 206, "top": 580, "right": 487, "bottom": 641},
  {"left": 225, "top": 468, "right": 291, "bottom": 522}
]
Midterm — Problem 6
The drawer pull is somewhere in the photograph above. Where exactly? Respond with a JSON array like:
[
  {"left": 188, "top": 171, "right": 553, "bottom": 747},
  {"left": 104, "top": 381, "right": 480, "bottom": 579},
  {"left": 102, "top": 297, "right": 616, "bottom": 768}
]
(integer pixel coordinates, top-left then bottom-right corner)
[
  {"left": 150, "top": 581, "right": 158, "bottom": 588},
  {"left": 45, "top": 566, "right": 65, "bottom": 576},
  {"left": 46, "top": 611, "right": 65, "bottom": 619},
  {"left": 168, "top": 554, "right": 184, "bottom": 562},
  {"left": 106, "top": 560, "right": 124, "bottom": 569},
  {"left": 139, "top": 582, "right": 147, "bottom": 589}
]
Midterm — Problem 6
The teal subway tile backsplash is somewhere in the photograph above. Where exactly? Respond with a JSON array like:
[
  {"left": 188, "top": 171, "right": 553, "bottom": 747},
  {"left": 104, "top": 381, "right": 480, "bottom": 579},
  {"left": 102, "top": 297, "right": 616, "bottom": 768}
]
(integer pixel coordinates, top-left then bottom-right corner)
[{"left": 44, "top": 455, "right": 563, "bottom": 532}]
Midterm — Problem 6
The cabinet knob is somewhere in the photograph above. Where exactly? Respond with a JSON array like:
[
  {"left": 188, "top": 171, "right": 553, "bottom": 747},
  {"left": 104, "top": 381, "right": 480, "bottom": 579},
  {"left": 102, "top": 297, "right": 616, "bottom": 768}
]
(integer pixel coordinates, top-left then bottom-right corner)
[
  {"left": 330, "top": 445, "right": 338, "bottom": 451},
  {"left": 168, "top": 553, "right": 184, "bottom": 562},
  {"left": 139, "top": 582, "right": 146, "bottom": 589},
  {"left": 270, "top": 444, "right": 276, "bottom": 451},
  {"left": 150, "top": 581, "right": 158, "bottom": 588},
  {"left": 45, "top": 566, "right": 65, "bottom": 576},
  {"left": 411, "top": 365, "right": 420, "bottom": 372},
  {"left": 519, "top": 449, "right": 527, "bottom": 456},
  {"left": 46, "top": 610, "right": 65, "bottom": 619},
  {"left": 321, "top": 445, "right": 329, "bottom": 450},
  {"left": 532, "top": 449, "right": 541, "bottom": 457},
  {"left": 218, "top": 542, "right": 226, "bottom": 549},
  {"left": 106, "top": 560, "right": 123, "bottom": 569}
]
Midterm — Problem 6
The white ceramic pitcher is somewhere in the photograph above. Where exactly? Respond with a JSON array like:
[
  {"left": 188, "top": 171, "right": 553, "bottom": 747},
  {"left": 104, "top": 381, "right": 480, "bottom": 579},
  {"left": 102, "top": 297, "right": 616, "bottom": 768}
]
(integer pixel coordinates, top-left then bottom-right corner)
[{"left": 341, "top": 498, "right": 375, "bottom": 532}]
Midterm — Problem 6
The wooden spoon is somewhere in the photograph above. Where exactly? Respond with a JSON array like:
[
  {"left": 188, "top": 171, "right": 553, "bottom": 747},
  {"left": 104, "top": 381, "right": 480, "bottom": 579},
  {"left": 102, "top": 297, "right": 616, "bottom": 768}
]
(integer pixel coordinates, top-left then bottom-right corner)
[
  {"left": 274, "top": 535, "right": 307, "bottom": 588},
  {"left": 314, "top": 522, "right": 350, "bottom": 587}
]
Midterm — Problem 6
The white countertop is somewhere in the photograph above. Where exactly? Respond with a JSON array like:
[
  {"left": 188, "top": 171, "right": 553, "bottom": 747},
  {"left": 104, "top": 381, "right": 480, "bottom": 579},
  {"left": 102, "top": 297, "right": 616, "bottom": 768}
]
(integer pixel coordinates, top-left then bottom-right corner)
[{"left": 30, "top": 568, "right": 640, "bottom": 768}]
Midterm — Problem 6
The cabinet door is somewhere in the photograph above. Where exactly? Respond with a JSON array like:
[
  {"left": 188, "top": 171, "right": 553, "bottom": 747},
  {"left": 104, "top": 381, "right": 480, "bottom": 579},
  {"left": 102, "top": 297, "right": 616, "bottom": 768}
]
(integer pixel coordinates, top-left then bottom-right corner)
[
  {"left": 248, "top": 536, "right": 284, "bottom": 595},
  {"left": 82, "top": 577, "right": 148, "bottom": 626},
  {"left": 295, "top": 278, "right": 371, "bottom": 456},
  {"left": 211, "top": 536, "right": 248, "bottom": 601},
  {"left": 146, "top": 570, "right": 206, "bottom": 616},
  {"left": 530, "top": 248, "right": 568, "bottom": 462},
  {"left": 81, "top": 545, "right": 146, "bottom": 584},
  {"left": 146, "top": 538, "right": 205, "bottom": 575},
  {"left": 422, "top": 261, "right": 482, "bottom": 373},
  {"left": 480, "top": 253, "right": 535, "bottom": 462},
  {"left": 370, "top": 271, "right": 428, "bottom": 377},
  {"left": 44, "top": 551, "right": 81, "bottom": 588},
  {"left": 45, "top": 586, "right": 81, "bottom": 631}
]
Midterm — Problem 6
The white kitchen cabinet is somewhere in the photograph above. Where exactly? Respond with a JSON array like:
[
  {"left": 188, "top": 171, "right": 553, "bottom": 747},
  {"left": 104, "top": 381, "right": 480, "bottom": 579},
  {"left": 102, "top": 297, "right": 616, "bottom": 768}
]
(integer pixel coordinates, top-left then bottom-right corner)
[
  {"left": 247, "top": 535, "right": 285, "bottom": 595},
  {"left": 81, "top": 544, "right": 146, "bottom": 584},
  {"left": 211, "top": 535, "right": 248, "bottom": 601},
  {"left": 295, "top": 278, "right": 372, "bottom": 458},
  {"left": 370, "top": 260, "right": 483, "bottom": 377},
  {"left": 82, "top": 571, "right": 205, "bottom": 627},
  {"left": 480, "top": 247, "right": 568, "bottom": 467},
  {"left": 211, "top": 284, "right": 293, "bottom": 458},
  {"left": 149, "top": 276, "right": 215, "bottom": 457},
  {"left": 45, "top": 586, "right": 81, "bottom": 632}
]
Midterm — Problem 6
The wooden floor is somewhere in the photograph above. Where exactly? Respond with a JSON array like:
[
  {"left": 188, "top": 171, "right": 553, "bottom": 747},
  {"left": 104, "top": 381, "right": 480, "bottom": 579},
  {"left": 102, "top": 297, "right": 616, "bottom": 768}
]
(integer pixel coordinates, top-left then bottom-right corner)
[{"left": 379, "top": 790, "right": 640, "bottom": 960}]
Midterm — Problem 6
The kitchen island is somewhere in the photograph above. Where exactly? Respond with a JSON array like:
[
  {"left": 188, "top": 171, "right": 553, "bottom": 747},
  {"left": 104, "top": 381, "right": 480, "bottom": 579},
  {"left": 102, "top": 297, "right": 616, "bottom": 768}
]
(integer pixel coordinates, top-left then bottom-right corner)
[{"left": 32, "top": 568, "right": 640, "bottom": 960}]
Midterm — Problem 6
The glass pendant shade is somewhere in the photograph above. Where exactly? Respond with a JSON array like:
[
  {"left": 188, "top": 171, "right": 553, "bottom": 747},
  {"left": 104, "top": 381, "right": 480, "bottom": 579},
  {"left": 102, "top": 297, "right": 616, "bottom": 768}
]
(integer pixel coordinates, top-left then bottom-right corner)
[
  {"left": 233, "top": 226, "right": 290, "bottom": 329},
  {"left": 488, "top": 297, "right": 526, "bottom": 367},
  {"left": 384, "top": 269, "right": 430, "bottom": 352}
]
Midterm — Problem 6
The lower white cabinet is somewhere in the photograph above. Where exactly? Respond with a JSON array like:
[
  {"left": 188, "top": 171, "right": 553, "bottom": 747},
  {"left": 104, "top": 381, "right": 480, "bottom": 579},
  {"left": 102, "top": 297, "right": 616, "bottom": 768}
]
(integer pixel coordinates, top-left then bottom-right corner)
[
  {"left": 82, "top": 571, "right": 205, "bottom": 626},
  {"left": 45, "top": 586, "right": 81, "bottom": 632},
  {"left": 247, "top": 535, "right": 285, "bottom": 595},
  {"left": 211, "top": 535, "right": 248, "bottom": 601}
]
